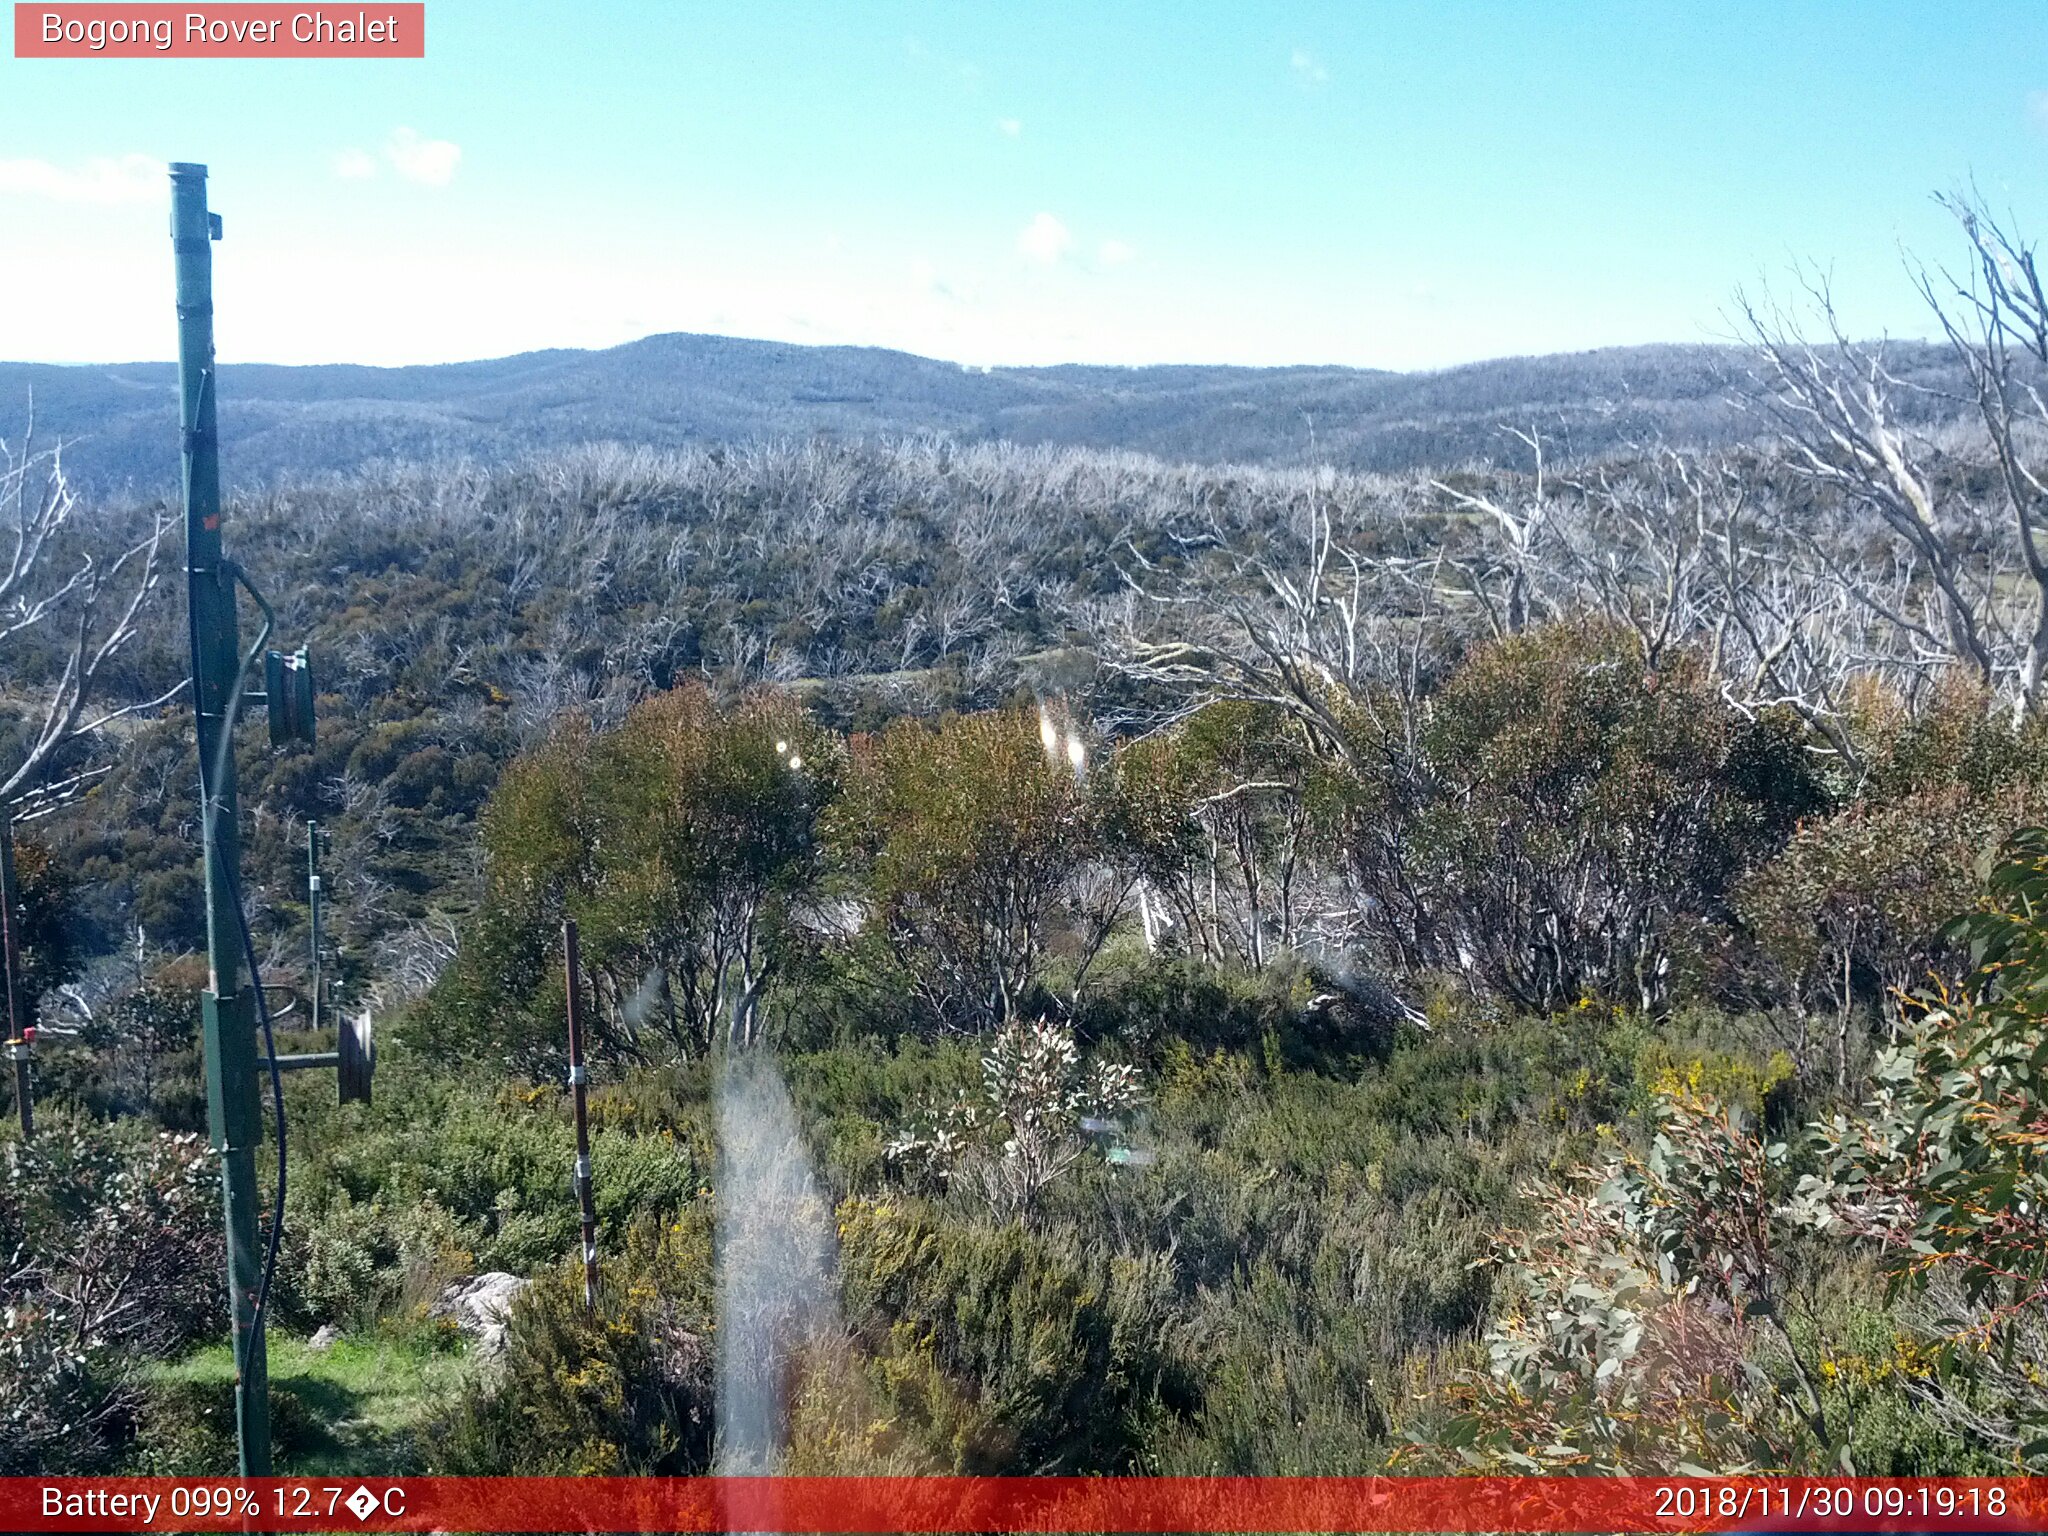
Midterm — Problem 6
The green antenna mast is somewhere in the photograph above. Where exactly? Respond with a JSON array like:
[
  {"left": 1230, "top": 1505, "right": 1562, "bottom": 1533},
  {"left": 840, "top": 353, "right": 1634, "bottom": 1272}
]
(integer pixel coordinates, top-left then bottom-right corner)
[
  {"left": 171, "top": 161, "right": 274, "bottom": 1476},
  {"left": 172, "top": 161, "right": 342, "bottom": 1476}
]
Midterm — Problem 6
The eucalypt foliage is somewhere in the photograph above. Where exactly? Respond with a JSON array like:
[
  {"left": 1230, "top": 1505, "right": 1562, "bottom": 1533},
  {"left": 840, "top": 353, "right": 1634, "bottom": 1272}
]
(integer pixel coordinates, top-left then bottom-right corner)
[
  {"left": 1789, "top": 824, "right": 2048, "bottom": 1464},
  {"left": 1426, "top": 1085, "right": 1846, "bottom": 1475}
]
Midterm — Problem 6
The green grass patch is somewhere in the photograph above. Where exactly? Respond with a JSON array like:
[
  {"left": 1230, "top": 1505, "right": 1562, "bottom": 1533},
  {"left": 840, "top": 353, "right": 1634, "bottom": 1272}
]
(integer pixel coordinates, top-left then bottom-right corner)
[{"left": 140, "top": 1329, "right": 471, "bottom": 1475}]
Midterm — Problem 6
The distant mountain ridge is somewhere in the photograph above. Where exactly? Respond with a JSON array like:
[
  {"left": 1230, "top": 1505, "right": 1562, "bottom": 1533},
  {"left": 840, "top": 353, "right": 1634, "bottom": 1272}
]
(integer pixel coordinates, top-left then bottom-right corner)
[{"left": 0, "top": 330, "right": 1960, "bottom": 491}]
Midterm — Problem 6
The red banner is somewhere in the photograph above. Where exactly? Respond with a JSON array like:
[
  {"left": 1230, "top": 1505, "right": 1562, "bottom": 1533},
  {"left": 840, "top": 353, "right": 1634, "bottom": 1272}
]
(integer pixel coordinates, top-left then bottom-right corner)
[
  {"left": 13, "top": 4, "right": 423, "bottom": 57},
  {"left": 5, "top": 1477, "right": 2048, "bottom": 1533}
]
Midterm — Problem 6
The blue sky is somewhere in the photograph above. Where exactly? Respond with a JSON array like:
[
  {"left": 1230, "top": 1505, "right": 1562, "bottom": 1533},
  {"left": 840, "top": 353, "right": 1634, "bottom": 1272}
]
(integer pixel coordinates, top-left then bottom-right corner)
[{"left": 2, "top": 1, "right": 2044, "bottom": 368}]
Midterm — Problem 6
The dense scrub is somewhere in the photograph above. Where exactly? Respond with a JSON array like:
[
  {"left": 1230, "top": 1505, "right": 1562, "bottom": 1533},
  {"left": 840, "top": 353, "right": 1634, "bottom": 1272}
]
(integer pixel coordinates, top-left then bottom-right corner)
[
  {"left": 15, "top": 637, "right": 2043, "bottom": 1475},
  {"left": 9, "top": 263, "right": 2048, "bottom": 1471}
]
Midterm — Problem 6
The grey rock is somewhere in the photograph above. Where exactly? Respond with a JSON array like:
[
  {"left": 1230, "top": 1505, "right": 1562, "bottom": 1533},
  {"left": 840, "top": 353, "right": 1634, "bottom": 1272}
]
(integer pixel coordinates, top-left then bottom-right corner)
[{"left": 431, "top": 1271, "right": 529, "bottom": 1358}]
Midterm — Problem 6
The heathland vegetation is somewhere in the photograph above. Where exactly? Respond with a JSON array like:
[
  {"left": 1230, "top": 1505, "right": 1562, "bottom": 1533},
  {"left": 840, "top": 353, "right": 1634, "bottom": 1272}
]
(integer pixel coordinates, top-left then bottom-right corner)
[{"left": 4, "top": 191, "right": 2048, "bottom": 1476}]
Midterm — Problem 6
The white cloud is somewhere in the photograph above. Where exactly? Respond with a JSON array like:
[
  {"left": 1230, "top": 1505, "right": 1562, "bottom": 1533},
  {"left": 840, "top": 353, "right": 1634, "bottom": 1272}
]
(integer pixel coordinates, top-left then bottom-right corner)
[
  {"left": 1097, "top": 238, "right": 1136, "bottom": 267},
  {"left": 384, "top": 127, "right": 461, "bottom": 186},
  {"left": 332, "top": 147, "right": 378, "bottom": 180},
  {"left": 0, "top": 154, "right": 166, "bottom": 205},
  {"left": 1290, "top": 47, "right": 1329, "bottom": 87},
  {"left": 2030, "top": 91, "right": 2048, "bottom": 135},
  {"left": 1017, "top": 211, "right": 1073, "bottom": 265},
  {"left": 997, "top": 117, "right": 1023, "bottom": 139}
]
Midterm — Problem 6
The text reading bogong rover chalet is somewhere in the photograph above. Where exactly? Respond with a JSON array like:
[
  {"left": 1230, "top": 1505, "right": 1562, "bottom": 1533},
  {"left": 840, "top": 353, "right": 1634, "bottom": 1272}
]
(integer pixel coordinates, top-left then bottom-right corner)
[{"left": 14, "top": 3, "right": 425, "bottom": 56}]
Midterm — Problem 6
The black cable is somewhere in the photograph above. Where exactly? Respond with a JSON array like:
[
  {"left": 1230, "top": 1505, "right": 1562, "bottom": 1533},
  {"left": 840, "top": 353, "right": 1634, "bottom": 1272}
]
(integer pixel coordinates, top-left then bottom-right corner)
[
  {"left": 201, "top": 720, "right": 289, "bottom": 1380},
  {"left": 224, "top": 852, "right": 287, "bottom": 1345},
  {"left": 209, "top": 756, "right": 287, "bottom": 1380},
  {"left": 185, "top": 521, "right": 288, "bottom": 1386}
]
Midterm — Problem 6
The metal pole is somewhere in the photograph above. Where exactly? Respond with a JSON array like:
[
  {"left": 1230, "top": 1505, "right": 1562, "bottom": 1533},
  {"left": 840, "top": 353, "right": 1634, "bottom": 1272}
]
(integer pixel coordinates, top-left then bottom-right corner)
[
  {"left": 1, "top": 815, "right": 31, "bottom": 1141},
  {"left": 173, "top": 161, "right": 270, "bottom": 1476},
  {"left": 307, "top": 821, "right": 323, "bottom": 1037},
  {"left": 563, "top": 920, "right": 600, "bottom": 1311}
]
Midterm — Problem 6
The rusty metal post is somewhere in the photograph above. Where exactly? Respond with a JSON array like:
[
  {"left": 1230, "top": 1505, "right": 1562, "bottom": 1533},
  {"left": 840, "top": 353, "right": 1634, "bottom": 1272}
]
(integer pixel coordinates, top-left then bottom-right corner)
[{"left": 563, "top": 919, "right": 599, "bottom": 1310}]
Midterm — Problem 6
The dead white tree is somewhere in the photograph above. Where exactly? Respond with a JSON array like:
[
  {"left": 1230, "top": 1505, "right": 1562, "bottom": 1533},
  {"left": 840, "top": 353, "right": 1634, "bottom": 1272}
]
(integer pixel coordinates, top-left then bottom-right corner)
[
  {"left": 1920, "top": 190, "right": 2048, "bottom": 720},
  {"left": 1428, "top": 425, "right": 1559, "bottom": 638},
  {"left": 1434, "top": 430, "right": 1725, "bottom": 676},
  {"left": 1552, "top": 451, "right": 1719, "bottom": 671},
  {"left": 1106, "top": 469, "right": 1447, "bottom": 764},
  {"left": 1734, "top": 269, "right": 2021, "bottom": 716},
  {"left": 1706, "top": 491, "right": 1868, "bottom": 766},
  {"left": 0, "top": 415, "right": 176, "bottom": 810}
]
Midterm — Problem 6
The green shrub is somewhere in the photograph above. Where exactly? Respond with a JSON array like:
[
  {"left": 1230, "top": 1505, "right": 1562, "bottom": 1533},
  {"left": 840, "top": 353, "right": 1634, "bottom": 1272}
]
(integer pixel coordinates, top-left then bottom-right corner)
[
  {"left": 131, "top": 1379, "right": 315, "bottom": 1475},
  {"left": 286, "top": 1051, "right": 702, "bottom": 1273},
  {"left": 420, "top": 684, "right": 839, "bottom": 1067},
  {"left": 1342, "top": 622, "right": 1826, "bottom": 1014},
  {"left": 1151, "top": 1257, "right": 1388, "bottom": 1474},
  {"left": 272, "top": 1052, "right": 704, "bottom": 1333},
  {"left": 825, "top": 706, "right": 1113, "bottom": 1033},
  {"left": 886, "top": 1017, "right": 1142, "bottom": 1222},
  {"left": 0, "top": 1300, "right": 128, "bottom": 1474},
  {"left": 1786, "top": 825, "right": 2048, "bottom": 1464},
  {"left": 284, "top": 1195, "right": 476, "bottom": 1330},
  {"left": 1854, "top": 676, "right": 2048, "bottom": 805},
  {"left": 24, "top": 961, "right": 207, "bottom": 1129},
  {"left": 1735, "top": 680, "right": 2048, "bottom": 1071},
  {"left": 1737, "top": 783, "right": 2048, "bottom": 1055},
  {"left": 426, "top": 1210, "right": 715, "bottom": 1475},
  {"left": 0, "top": 1111, "right": 221, "bottom": 1472},
  {"left": 835, "top": 1196, "right": 1175, "bottom": 1471},
  {"left": 1421, "top": 1089, "right": 1833, "bottom": 1474},
  {"left": 775, "top": 1038, "right": 977, "bottom": 1200},
  {"left": 1111, "top": 700, "right": 1342, "bottom": 972},
  {"left": 1071, "top": 955, "right": 1299, "bottom": 1061}
]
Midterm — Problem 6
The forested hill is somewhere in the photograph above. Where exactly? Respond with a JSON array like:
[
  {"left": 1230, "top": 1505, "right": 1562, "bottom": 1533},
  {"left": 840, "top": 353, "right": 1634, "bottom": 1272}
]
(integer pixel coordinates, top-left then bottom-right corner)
[{"left": 0, "top": 332, "right": 1960, "bottom": 490}]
